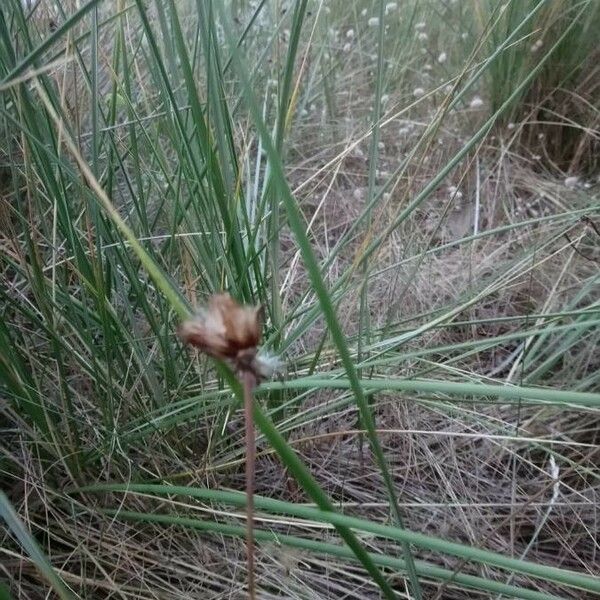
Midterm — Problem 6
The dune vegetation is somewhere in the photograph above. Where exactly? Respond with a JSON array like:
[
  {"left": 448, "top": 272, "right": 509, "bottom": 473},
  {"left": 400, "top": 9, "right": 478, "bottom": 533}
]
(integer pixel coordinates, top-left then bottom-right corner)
[{"left": 1, "top": 0, "right": 599, "bottom": 598}]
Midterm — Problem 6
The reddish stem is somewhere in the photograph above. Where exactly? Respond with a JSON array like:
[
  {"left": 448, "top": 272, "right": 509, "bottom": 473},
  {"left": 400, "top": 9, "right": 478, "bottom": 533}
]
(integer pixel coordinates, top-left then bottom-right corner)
[{"left": 242, "top": 370, "right": 256, "bottom": 600}]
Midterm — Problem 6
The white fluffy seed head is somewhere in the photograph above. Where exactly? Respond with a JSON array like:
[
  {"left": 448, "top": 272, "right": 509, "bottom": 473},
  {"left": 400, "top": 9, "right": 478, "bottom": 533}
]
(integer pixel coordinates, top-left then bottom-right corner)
[
  {"left": 447, "top": 185, "right": 463, "bottom": 199},
  {"left": 564, "top": 176, "right": 579, "bottom": 189},
  {"left": 253, "top": 353, "right": 284, "bottom": 379},
  {"left": 469, "top": 95, "right": 484, "bottom": 108},
  {"left": 530, "top": 39, "right": 543, "bottom": 53}
]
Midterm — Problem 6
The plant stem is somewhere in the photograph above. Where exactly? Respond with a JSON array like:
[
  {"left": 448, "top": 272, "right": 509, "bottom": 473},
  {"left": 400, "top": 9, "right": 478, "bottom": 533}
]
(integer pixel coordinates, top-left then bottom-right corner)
[{"left": 242, "top": 369, "right": 256, "bottom": 600}]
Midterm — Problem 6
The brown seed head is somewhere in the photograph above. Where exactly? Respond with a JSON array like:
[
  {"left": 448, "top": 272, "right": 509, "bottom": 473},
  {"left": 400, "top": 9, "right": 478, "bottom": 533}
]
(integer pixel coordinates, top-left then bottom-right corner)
[{"left": 178, "top": 293, "right": 262, "bottom": 360}]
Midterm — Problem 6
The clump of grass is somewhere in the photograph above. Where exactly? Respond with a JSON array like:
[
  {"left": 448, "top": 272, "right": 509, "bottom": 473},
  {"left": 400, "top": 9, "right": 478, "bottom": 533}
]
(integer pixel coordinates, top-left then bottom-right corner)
[
  {"left": 472, "top": 0, "right": 600, "bottom": 173},
  {"left": 1, "top": 1, "right": 599, "bottom": 599}
]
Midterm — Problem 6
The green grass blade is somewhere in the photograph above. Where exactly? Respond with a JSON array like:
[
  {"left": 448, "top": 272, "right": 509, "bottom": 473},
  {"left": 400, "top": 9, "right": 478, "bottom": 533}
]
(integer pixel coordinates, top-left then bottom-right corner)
[
  {"left": 78, "top": 483, "right": 600, "bottom": 595},
  {"left": 101, "top": 508, "right": 564, "bottom": 600},
  {"left": 261, "top": 377, "right": 600, "bottom": 408},
  {"left": 0, "top": 492, "right": 75, "bottom": 600}
]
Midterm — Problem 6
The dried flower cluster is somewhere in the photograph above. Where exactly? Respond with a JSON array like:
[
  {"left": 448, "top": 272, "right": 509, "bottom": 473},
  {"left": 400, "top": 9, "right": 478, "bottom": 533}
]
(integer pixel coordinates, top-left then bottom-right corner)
[{"left": 178, "top": 293, "right": 280, "bottom": 379}]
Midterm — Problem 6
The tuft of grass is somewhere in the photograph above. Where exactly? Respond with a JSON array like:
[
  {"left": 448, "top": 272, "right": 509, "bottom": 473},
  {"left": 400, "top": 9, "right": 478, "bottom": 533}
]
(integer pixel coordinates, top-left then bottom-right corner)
[{"left": 473, "top": 0, "right": 600, "bottom": 172}]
